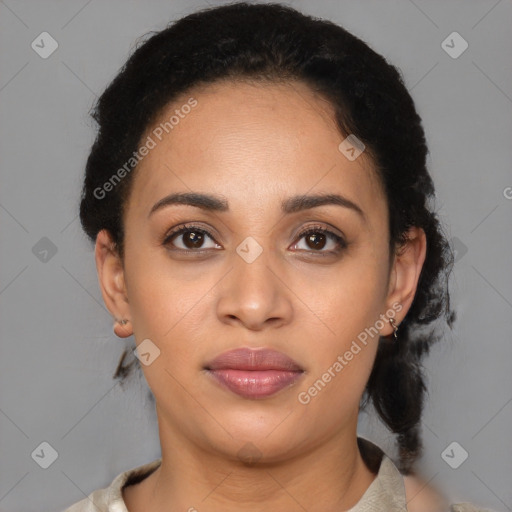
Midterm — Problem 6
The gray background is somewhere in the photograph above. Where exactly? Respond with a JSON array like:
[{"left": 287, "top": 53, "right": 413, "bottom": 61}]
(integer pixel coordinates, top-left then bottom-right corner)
[{"left": 0, "top": 0, "right": 511, "bottom": 511}]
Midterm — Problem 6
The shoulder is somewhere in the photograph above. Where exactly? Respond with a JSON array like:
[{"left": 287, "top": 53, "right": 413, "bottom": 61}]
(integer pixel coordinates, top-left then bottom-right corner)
[
  {"left": 403, "top": 475, "right": 495, "bottom": 512},
  {"left": 61, "top": 459, "right": 161, "bottom": 512},
  {"left": 449, "top": 504, "right": 497, "bottom": 512},
  {"left": 403, "top": 474, "right": 449, "bottom": 512},
  {"left": 62, "top": 487, "right": 111, "bottom": 512}
]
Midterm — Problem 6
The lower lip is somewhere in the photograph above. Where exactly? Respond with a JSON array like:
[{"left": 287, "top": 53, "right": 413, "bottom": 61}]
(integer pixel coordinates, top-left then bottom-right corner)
[{"left": 207, "top": 369, "right": 303, "bottom": 399}]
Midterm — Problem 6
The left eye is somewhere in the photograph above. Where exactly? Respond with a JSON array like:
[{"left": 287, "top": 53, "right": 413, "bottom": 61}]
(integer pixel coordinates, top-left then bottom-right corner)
[{"left": 291, "top": 227, "right": 346, "bottom": 253}]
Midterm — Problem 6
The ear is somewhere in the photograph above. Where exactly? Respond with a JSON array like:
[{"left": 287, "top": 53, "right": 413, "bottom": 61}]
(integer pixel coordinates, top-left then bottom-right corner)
[
  {"left": 381, "top": 226, "right": 427, "bottom": 337},
  {"left": 95, "top": 229, "right": 133, "bottom": 338}
]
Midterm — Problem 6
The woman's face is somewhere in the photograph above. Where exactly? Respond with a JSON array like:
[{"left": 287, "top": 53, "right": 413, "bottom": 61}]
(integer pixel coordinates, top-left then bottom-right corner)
[{"left": 104, "top": 80, "right": 406, "bottom": 461}]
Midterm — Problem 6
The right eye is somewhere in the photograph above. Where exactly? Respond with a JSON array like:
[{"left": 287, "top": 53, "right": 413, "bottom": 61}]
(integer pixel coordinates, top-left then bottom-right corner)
[{"left": 162, "top": 224, "right": 222, "bottom": 252}]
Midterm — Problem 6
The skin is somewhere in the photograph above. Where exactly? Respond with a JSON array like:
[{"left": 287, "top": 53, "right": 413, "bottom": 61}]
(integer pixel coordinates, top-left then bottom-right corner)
[{"left": 95, "top": 79, "right": 434, "bottom": 511}]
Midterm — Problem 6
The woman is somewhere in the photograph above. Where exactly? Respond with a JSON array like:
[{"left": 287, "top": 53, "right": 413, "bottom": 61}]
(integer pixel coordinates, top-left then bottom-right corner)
[{"left": 64, "top": 3, "right": 490, "bottom": 511}]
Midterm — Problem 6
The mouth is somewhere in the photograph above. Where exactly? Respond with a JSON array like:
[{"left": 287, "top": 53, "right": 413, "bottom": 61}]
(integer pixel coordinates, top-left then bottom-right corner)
[{"left": 204, "top": 347, "right": 305, "bottom": 399}]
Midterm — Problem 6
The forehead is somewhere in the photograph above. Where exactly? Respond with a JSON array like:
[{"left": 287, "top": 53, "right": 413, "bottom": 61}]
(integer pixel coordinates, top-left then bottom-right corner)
[{"left": 127, "top": 80, "right": 385, "bottom": 220}]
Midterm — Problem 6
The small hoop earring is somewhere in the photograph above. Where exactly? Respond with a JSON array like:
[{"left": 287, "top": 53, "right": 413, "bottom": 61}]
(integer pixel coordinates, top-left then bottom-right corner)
[
  {"left": 389, "top": 318, "right": 399, "bottom": 340},
  {"left": 115, "top": 318, "right": 129, "bottom": 326}
]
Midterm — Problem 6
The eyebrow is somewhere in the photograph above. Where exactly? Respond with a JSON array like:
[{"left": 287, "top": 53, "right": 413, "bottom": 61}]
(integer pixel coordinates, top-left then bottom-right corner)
[{"left": 148, "top": 192, "right": 365, "bottom": 220}]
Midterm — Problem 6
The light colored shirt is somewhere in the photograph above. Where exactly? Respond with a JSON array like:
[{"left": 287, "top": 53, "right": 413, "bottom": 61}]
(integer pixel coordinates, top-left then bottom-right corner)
[{"left": 62, "top": 437, "right": 493, "bottom": 512}]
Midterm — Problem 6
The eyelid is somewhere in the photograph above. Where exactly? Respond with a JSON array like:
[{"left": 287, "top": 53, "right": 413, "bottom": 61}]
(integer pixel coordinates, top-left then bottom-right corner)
[
  {"left": 162, "top": 222, "right": 221, "bottom": 248},
  {"left": 293, "top": 223, "right": 346, "bottom": 243},
  {"left": 291, "top": 224, "right": 347, "bottom": 254}
]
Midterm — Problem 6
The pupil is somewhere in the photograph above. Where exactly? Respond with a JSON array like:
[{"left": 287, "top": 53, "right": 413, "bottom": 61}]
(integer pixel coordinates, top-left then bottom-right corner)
[
  {"left": 185, "top": 231, "right": 204, "bottom": 248},
  {"left": 307, "top": 232, "right": 326, "bottom": 250}
]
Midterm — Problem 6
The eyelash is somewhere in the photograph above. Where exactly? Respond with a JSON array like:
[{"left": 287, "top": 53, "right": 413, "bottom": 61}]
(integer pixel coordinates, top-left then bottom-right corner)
[{"left": 162, "top": 223, "right": 347, "bottom": 256}]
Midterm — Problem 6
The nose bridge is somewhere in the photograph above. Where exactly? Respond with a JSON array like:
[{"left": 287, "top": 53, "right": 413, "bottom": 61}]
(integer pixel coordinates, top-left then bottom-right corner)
[
  {"left": 232, "top": 235, "right": 277, "bottom": 305},
  {"left": 216, "top": 234, "right": 292, "bottom": 329}
]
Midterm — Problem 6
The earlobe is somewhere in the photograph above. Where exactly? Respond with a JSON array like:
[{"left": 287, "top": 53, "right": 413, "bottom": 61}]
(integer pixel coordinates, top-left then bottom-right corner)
[
  {"left": 95, "top": 229, "right": 132, "bottom": 338},
  {"left": 383, "top": 227, "right": 427, "bottom": 336}
]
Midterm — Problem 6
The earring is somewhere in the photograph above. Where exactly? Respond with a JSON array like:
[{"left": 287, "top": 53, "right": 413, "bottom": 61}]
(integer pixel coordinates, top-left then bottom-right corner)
[
  {"left": 389, "top": 318, "right": 399, "bottom": 340},
  {"left": 113, "top": 317, "right": 131, "bottom": 339}
]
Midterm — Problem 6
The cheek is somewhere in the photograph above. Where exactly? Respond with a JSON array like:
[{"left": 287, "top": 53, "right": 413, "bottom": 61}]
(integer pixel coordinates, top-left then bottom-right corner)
[
  {"left": 123, "top": 247, "right": 221, "bottom": 399},
  {"left": 123, "top": 252, "right": 209, "bottom": 408},
  {"left": 125, "top": 245, "right": 211, "bottom": 338},
  {"left": 295, "top": 267, "right": 385, "bottom": 415},
  {"left": 296, "top": 252, "right": 388, "bottom": 404},
  {"left": 310, "top": 256, "right": 389, "bottom": 349}
]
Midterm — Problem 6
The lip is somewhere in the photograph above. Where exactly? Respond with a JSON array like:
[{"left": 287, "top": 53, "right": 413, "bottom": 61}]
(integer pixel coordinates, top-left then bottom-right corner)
[{"left": 204, "top": 347, "right": 304, "bottom": 399}]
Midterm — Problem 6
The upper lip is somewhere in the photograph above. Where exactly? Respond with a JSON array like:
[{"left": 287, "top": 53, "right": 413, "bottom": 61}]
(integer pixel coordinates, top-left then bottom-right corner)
[{"left": 205, "top": 347, "right": 303, "bottom": 372}]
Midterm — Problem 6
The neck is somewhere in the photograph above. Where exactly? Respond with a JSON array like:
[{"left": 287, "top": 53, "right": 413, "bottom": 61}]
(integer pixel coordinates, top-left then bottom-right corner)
[{"left": 125, "top": 416, "right": 377, "bottom": 512}]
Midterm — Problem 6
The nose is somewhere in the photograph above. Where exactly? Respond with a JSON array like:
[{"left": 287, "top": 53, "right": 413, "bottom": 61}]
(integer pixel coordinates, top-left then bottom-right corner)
[{"left": 216, "top": 245, "right": 293, "bottom": 331}]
